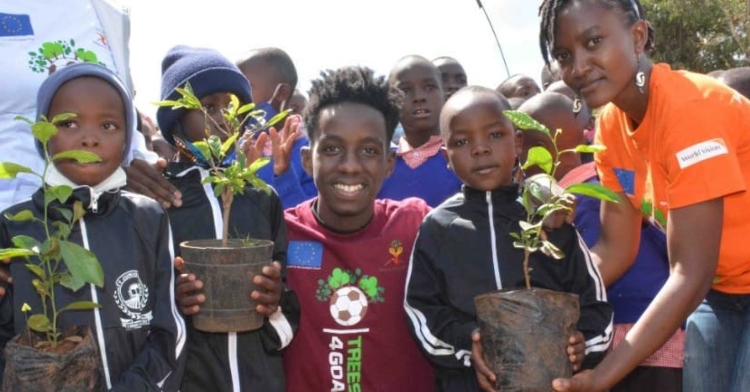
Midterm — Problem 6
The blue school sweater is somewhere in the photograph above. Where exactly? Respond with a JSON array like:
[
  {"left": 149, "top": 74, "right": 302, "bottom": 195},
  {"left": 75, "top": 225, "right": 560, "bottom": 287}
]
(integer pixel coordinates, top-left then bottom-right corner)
[
  {"left": 378, "top": 152, "right": 462, "bottom": 208},
  {"left": 575, "top": 177, "right": 670, "bottom": 324}
]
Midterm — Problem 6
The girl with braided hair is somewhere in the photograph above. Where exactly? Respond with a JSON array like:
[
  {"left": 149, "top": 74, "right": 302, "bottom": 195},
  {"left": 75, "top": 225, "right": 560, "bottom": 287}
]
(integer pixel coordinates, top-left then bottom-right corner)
[{"left": 538, "top": 1, "right": 750, "bottom": 391}]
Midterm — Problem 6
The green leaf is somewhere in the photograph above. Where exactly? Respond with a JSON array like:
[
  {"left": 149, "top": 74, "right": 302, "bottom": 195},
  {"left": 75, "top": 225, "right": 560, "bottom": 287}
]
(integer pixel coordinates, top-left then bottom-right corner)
[
  {"left": 504, "top": 110, "right": 551, "bottom": 136},
  {"left": 248, "top": 157, "right": 271, "bottom": 174},
  {"left": 31, "top": 121, "right": 58, "bottom": 144},
  {"left": 25, "top": 264, "right": 45, "bottom": 280},
  {"left": 266, "top": 109, "right": 291, "bottom": 129},
  {"left": 12, "top": 235, "right": 40, "bottom": 250},
  {"left": 540, "top": 240, "right": 565, "bottom": 259},
  {"left": 0, "top": 162, "right": 34, "bottom": 179},
  {"left": 72, "top": 201, "right": 86, "bottom": 223},
  {"left": 52, "top": 207, "right": 73, "bottom": 223},
  {"left": 51, "top": 222, "right": 70, "bottom": 242},
  {"left": 49, "top": 185, "right": 73, "bottom": 204},
  {"left": 4, "top": 210, "right": 34, "bottom": 223},
  {"left": 0, "top": 248, "right": 36, "bottom": 259},
  {"left": 237, "top": 102, "right": 257, "bottom": 115},
  {"left": 27, "top": 314, "right": 53, "bottom": 333},
  {"left": 59, "top": 301, "right": 101, "bottom": 313},
  {"left": 207, "top": 135, "right": 223, "bottom": 160},
  {"left": 192, "top": 141, "right": 211, "bottom": 162},
  {"left": 60, "top": 273, "right": 85, "bottom": 291},
  {"left": 50, "top": 113, "right": 76, "bottom": 125},
  {"left": 221, "top": 133, "right": 239, "bottom": 155},
  {"left": 522, "top": 146, "right": 554, "bottom": 174},
  {"left": 519, "top": 220, "right": 536, "bottom": 232},
  {"left": 32, "top": 278, "right": 47, "bottom": 297},
  {"left": 52, "top": 150, "right": 101, "bottom": 164},
  {"left": 58, "top": 240, "right": 104, "bottom": 287},
  {"left": 565, "top": 183, "right": 621, "bottom": 203},
  {"left": 13, "top": 115, "right": 34, "bottom": 125},
  {"left": 573, "top": 144, "right": 606, "bottom": 154}
]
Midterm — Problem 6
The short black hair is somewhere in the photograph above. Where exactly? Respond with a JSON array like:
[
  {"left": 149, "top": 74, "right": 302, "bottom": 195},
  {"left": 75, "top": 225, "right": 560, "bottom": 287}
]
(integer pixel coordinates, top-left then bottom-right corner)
[
  {"left": 539, "top": 0, "right": 655, "bottom": 66},
  {"left": 237, "top": 47, "right": 298, "bottom": 91},
  {"left": 440, "top": 86, "right": 511, "bottom": 138},
  {"left": 719, "top": 67, "right": 750, "bottom": 99},
  {"left": 303, "top": 66, "right": 401, "bottom": 145}
]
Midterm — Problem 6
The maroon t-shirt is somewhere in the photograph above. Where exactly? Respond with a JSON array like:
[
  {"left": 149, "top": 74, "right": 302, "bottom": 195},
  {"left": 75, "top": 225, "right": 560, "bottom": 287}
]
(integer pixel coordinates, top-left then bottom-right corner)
[{"left": 283, "top": 198, "right": 435, "bottom": 392}]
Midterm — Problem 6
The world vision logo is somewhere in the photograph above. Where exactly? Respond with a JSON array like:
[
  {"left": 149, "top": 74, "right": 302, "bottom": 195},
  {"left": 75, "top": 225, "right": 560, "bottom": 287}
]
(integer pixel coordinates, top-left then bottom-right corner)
[
  {"left": 316, "top": 268, "right": 385, "bottom": 327},
  {"left": 385, "top": 239, "right": 404, "bottom": 266}
]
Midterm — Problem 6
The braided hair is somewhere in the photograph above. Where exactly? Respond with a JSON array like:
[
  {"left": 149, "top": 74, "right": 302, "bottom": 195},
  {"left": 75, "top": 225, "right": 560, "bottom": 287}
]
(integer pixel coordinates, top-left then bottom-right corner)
[{"left": 538, "top": 0, "right": 655, "bottom": 66}]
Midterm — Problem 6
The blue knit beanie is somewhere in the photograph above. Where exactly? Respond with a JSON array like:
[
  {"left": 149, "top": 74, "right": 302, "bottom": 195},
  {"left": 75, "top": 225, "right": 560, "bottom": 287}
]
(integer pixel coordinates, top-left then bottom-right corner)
[
  {"left": 35, "top": 63, "right": 134, "bottom": 166},
  {"left": 156, "top": 45, "right": 253, "bottom": 146}
]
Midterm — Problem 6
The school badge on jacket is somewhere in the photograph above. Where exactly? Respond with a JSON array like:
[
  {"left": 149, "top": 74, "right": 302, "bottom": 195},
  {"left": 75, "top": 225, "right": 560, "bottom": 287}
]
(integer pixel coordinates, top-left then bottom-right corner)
[{"left": 113, "top": 270, "right": 153, "bottom": 330}]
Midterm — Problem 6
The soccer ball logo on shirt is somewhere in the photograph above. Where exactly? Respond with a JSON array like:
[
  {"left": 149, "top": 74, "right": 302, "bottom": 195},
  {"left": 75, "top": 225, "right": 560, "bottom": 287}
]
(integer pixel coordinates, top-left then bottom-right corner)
[{"left": 316, "top": 268, "right": 385, "bottom": 327}]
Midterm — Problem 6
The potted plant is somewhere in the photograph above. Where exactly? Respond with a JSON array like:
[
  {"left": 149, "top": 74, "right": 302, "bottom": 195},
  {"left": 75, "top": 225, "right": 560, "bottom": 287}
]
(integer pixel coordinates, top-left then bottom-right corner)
[
  {"left": 156, "top": 84, "right": 289, "bottom": 333},
  {"left": 473, "top": 111, "right": 619, "bottom": 391},
  {"left": 0, "top": 114, "right": 105, "bottom": 391}
]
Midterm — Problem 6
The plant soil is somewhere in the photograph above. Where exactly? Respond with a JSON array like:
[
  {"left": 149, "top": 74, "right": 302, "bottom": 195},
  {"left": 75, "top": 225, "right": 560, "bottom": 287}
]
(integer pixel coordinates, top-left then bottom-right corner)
[
  {"left": 3, "top": 326, "right": 101, "bottom": 392},
  {"left": 474, "top": 288, "right": 579, "bottom": 392}
]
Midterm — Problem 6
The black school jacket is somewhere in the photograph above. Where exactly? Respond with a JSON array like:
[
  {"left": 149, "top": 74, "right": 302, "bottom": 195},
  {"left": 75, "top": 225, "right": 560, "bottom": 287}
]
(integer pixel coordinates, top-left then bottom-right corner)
[
  {"left": 404, "top": 184, "right": 613, "bottom": 391},
  {"left": 165, "top": 162, "right": 300, "bottom": 392},
  {"left": 0, "top": 186, "right": 187, "bottom": 391}
]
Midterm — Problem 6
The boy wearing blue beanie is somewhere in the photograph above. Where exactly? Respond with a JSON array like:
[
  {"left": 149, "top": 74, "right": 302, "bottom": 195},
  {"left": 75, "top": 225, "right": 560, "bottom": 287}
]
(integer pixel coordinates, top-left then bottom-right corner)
[
  {"left": 0, "top": 63, "right": 187, "bottom": 390},
  {"left": 159, "top": 45, "right": 299, "bottom": 392}
]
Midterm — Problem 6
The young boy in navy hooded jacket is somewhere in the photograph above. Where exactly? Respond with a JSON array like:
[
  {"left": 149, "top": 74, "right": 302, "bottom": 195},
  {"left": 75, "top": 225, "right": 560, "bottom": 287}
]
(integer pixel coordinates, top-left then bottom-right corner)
[{"left": 0, "top": 63, "right": 186, "bottom": 391}]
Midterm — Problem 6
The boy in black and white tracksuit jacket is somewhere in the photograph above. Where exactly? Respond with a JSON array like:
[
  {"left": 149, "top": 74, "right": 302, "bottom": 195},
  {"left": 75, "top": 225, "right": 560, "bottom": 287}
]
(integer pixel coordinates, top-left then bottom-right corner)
[
  {"left": 0, "top": 63, "right": 186, "bottom": 391},
  {"left": 404, "top": 186, "right": 613, "bottom": 390},
  {"left": 157, "top": 46, "right": 300, "bottom": 392},
  {"left": 404, "top": 87, "right": 612, "bottom": 391}
]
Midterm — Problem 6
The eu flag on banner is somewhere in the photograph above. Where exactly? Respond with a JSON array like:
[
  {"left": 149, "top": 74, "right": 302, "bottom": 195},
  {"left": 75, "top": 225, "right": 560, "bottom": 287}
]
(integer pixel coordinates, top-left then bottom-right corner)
[{"left": 0, "top": 13, "right": 34, "bottom": 37}]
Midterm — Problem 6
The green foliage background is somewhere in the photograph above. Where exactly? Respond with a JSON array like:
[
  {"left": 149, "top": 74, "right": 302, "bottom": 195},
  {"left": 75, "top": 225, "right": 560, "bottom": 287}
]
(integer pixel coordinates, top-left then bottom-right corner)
[{"left": 642, "top": 0, "right": 749, "bottom": 72}]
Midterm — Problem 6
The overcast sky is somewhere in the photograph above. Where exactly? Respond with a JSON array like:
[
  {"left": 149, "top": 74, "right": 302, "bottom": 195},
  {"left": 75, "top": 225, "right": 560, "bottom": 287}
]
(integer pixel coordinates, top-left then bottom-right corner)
[{"left": 125, "top": 0, "right": 545, "bottom": 118}]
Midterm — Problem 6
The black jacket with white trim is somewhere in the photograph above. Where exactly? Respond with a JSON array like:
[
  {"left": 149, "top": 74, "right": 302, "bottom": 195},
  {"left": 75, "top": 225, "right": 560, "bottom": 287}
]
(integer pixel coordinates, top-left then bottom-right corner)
[
  {"left": 165, "top": 162, "right": 299, "bottom": 392},
  {"left": 0, "top": 184, "right": 187, "bottom": 391},
  {"left": 404, "top": 184, "right": 613, "bottom": 391}
]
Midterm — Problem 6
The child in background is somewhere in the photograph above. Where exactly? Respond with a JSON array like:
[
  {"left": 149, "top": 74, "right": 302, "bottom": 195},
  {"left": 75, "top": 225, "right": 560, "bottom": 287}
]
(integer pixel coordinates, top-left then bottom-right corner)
[
  {"left": 236, "top": 47, "right": 316, "bottom": 209},
  {"left": 0, "top": 63, "right": 186, "bottom": 390},
  {"left": 282, "top": 66, "right": 435, "bottom": 392},
  {"left": 718, "top": 67, "right": 750, "bottom": 99},
  {"left": 432, "top": 56, "right": 468, "bottom": 101},
  {"left": 496, "top": 73, "right": 542, "bottom": 101},
  {"left": 158, "top": 45, "right": 299, "bottom": 392},
  {"left": 379, "top": 55, "right": 462, "bottom": 207},
  {"left": 404, "top": 86, "right": 612, "bottom": 391},
  {"left": 518, "top": 92, "right": 683, "bottom": 392}
]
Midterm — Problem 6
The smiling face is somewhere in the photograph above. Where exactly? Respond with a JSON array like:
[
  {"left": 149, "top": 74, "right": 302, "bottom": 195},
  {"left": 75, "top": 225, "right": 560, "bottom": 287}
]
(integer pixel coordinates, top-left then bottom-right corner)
[
  {"left": 550, "top": 0, "right": 646, "bottom": 109},
  {"left": 391, "top": 60, "right": 444, "bottom": 135},
  {"left": 47, "top": 77, "right": 127, "bottom": 186},
  {"left": 302, "top": 103, "right": 395, "bottom": 232},
  {"left": 441, "top": 91, "right": 521, "bottom": 191}
]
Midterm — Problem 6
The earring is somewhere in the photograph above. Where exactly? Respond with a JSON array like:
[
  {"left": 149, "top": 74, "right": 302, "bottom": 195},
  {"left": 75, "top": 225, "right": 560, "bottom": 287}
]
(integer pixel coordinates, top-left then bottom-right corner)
[
  {"left": 572, "top": 97, "right": 583, "bottom": 116},
  {"left": 635, "top": 58, "right": 646, "bottom": 94}
]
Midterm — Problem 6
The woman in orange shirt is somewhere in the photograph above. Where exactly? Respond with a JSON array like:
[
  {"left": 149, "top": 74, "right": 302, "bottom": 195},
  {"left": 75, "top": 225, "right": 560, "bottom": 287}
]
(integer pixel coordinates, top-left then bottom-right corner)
[{"left": 537, "top": 1, "right": 750, "bottom": 391}]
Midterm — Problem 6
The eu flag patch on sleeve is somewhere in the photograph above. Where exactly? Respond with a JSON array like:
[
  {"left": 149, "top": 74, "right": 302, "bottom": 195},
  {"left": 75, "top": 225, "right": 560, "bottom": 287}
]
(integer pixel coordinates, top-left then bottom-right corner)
[
  {"left": 288, "top": 241, "right": 323, "bottom": 269},
  {"left": 0, "top": 13, "right": 34, "bottom": 37}
]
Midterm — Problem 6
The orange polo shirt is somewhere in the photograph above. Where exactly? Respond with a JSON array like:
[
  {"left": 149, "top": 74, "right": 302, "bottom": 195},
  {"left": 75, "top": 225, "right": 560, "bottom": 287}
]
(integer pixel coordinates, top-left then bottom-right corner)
[{"left": 596, "top": 63, "right": 750, "bottom": 294}]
